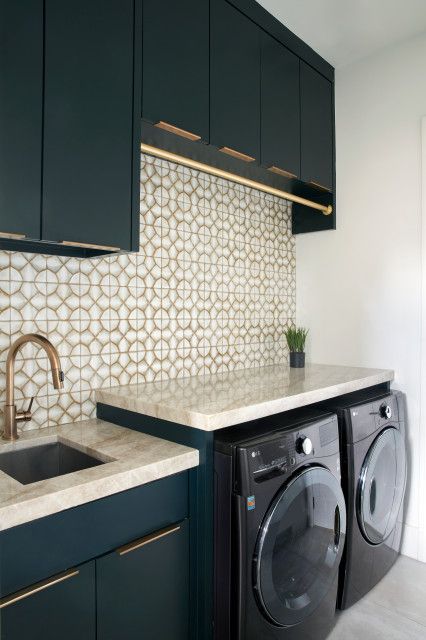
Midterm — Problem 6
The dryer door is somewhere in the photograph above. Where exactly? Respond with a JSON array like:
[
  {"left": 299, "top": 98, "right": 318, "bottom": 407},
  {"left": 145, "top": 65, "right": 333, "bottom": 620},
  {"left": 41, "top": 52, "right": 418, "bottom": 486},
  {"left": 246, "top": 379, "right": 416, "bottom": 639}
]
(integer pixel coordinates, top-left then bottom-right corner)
[
  {"left": 254, "top": 466, "right": 346, "bottom": 627},
  {"left": 358, "top": 426, "right": 406, "bottom": 545}
]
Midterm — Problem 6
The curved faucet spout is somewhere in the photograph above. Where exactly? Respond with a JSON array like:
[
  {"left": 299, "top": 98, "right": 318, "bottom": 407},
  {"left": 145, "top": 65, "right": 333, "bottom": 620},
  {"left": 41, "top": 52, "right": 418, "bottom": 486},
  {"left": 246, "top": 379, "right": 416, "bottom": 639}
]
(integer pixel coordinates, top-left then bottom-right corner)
[{"left": 3, "top": 334, "right": 64, "bottom": 441}]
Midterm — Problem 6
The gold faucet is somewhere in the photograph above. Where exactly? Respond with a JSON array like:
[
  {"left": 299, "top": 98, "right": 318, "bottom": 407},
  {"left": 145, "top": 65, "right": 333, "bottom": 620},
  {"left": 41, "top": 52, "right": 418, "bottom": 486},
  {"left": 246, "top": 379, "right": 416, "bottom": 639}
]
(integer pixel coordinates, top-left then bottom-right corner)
[{"left": 3, "top": 334, "right": 64, "bottom": 441}]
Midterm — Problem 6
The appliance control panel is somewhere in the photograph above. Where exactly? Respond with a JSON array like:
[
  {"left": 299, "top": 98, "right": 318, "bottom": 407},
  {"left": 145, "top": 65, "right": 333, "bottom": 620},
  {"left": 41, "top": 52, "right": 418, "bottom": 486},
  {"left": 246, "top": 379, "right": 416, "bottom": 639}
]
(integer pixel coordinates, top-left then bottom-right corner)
[
  {"left": 248, "top": 433, "right": 298, "bottom": 479},
  {"left": 235, "top": 414, "right": 339, "bottom": 489}
]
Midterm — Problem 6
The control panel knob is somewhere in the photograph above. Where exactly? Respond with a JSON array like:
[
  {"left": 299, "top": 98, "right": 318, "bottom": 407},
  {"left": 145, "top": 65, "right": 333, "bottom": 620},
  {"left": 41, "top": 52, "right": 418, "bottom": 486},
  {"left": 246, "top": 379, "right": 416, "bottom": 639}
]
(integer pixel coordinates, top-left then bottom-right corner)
[
  {"left": 296, "top": 436, "right": 313, "bottom": 456},
  {"left": 380, "top": 405, "right": 392, "bottom": 420}
]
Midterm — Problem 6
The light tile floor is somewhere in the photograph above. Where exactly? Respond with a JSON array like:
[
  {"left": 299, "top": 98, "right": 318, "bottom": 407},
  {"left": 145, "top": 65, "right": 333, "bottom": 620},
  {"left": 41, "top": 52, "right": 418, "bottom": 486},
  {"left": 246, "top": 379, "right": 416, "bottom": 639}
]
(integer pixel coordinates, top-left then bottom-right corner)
[{"left": 328, "top": 556, "right": 426, "bottom": 639}]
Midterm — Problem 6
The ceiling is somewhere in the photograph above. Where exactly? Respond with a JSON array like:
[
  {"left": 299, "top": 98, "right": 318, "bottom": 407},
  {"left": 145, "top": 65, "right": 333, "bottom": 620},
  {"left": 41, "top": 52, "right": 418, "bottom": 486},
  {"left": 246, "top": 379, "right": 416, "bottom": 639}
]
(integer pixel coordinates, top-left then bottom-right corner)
[{"left": 257, "top": 0, "right": 426, "bottom": 67}]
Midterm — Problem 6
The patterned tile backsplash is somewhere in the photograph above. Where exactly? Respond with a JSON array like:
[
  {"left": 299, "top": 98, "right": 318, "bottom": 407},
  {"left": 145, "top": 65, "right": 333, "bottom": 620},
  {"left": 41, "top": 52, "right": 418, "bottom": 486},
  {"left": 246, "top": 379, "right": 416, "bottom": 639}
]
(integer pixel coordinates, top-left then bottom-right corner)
[{"left": 0, "top": 153, "right": 295, "bottom": 431}]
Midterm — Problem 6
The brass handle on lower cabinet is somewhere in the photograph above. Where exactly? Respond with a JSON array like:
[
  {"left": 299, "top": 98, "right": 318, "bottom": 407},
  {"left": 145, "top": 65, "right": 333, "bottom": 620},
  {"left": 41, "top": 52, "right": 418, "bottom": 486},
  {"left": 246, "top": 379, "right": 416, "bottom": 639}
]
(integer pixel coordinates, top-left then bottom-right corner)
[
  {"left": 0, "top": 569, "right": 79, "bottom": 609},
  {"left": 268, "top": 166, "right": 298, "bottom": 179},
  {"left": 154, "top": 121, "right": 201, "bottom": 142},
  {"left": 117, "top": 523, "right": 181, "bottom": 556},
  {"left": 309, "top": 180, "right": 331, "bottom": 192},
  {"left": 60, "top": 240, "right": 120, "bottom": 252},
  {"left": 0, "top": 231, "right": 26, "bottom": 240},
  {"left": 219, "top": 146, "right": 255, "bottom": 163}
]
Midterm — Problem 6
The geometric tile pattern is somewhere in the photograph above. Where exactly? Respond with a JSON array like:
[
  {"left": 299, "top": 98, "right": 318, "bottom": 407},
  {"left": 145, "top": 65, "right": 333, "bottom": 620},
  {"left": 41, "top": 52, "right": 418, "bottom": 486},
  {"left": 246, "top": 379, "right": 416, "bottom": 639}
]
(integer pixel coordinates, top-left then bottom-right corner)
[{"left": 0, "top": 153, "right": 295, "bottom": 432}]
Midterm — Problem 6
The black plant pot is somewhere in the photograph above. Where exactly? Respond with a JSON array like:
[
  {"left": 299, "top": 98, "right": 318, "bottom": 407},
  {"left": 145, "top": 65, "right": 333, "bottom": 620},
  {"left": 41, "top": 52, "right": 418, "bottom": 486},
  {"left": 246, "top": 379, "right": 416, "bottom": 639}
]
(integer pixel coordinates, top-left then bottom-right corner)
[{"left": 289, "top": 352, "right": 305, "bottom": 368}]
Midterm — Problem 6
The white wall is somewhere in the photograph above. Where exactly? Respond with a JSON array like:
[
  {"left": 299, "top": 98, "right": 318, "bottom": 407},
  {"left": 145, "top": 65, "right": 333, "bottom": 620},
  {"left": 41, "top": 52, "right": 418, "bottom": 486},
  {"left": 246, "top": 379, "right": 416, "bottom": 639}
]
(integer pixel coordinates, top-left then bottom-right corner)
[
  {"left": 296, "top": 33, "right": 426, "bottom": 560},
  {"left": 419, "top": 118, "right": 426, "bottom": 562}
]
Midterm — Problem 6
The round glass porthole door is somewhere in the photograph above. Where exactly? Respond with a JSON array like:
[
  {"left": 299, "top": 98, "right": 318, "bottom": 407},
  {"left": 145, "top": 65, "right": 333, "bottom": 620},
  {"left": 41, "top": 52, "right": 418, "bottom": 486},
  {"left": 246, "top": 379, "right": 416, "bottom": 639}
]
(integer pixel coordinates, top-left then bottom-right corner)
[
  {"left": 358, "top": 427, "right": 406, "bottom": 545},
  {"left": 254, "top": 466, "right": 346, "bottom": 627}
]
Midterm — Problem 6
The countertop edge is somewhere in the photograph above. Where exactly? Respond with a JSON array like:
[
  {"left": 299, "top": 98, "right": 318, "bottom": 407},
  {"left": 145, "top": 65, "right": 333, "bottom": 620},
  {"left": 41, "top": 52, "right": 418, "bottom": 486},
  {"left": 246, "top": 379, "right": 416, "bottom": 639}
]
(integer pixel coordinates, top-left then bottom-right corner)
[
  {"left": 204, "top": 368, "right": 395, "bottom": 430},
  {"left": 0, "top": 449, "right": 199, "bottom": 532},
  {"left": 96, "top": 368, "right": 395, "bottom": 431}
]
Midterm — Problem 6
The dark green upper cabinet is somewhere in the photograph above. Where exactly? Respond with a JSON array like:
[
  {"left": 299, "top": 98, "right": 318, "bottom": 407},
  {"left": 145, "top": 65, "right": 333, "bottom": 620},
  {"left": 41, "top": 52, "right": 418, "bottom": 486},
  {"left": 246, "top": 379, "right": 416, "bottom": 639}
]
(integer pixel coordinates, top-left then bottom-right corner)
[
  {"left": 1, "top": 0, "right": 336, "bottom": 248},
  {"left": 210, "top": 0, "right": 260, "bottom": 162},
  {"left": 300, "top": 61, "right": 334, "bottom": 192},
  {"left": 0, "top": 0, "right": 43, "bottom": 240},
  {"left": 97, "top": 520, "right": 190, "bottom": 640},
  {"left": 142, "top": 0, "right": 209, "bottom": 143},
  {"left": 42, "top": 0, "right": 141, "bottom": 252},
  {"left": 142, "top": 0, "right": 335, "bottom": 233},
  {"left": 260, "top": 32, "right": 300, "bottom": 179},
  {"left": 0, "top": 562, "right": 96, "bottom": 640}
]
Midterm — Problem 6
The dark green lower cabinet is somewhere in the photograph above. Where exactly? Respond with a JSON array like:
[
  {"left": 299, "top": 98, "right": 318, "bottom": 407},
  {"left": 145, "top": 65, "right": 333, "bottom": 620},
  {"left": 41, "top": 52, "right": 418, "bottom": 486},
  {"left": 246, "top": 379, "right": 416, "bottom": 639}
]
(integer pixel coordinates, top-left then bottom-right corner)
[
  {"left": 0, "top": 522, "right": 190, "bottom": 640},
  {"left": 0, "top": 475, "right": 192, "bottom": 639},
  {"left": 0, "top": 561, "right": 96, "bottom": 640},
  {"left": 97, "top": 519, "right": 190, "bottom": 640}
]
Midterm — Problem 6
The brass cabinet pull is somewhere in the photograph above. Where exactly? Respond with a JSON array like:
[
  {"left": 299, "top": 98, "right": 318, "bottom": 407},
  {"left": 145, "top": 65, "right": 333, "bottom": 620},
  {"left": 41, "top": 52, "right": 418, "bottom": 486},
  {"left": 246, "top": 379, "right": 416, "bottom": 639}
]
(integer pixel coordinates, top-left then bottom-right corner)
[
  {"left": 117, "top": 523, "right": 181, "bottom": 557},
  {"left": 309, "top": 180, "right": 331, "bottom": 192},
  {"left": 60, "top": 240, "right": 120, "bottom": 252},
  {"left": 268, "top": 166, "right": 297, "bottom": 179},
  {"left": 154, "top": 121, "right": 201, "bottom": 142},
  {"left": 0, "top": 569, "right": 79, "bottom": 609},
  {"left": 0, "top": 231, "right": 26, "bottom": 240},
  {"left": 219, "top": 146, "right": 255, "bottom": 163}
]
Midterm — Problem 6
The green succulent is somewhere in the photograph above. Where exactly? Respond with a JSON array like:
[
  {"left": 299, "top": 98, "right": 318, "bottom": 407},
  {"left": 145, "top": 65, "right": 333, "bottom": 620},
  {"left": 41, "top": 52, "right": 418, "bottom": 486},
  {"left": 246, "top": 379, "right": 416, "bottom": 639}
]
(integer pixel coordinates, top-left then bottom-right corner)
[{"left": 285, "top": 326, "right": 308, "bottom": 353}]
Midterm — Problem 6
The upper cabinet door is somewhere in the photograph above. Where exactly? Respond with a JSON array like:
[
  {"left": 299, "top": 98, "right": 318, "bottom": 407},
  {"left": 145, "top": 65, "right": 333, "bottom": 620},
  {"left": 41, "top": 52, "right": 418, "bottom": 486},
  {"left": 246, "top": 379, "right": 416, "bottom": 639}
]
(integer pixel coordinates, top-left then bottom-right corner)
[
  {"left": 300, "top": 62, "right": 334, "bottom": 192},
  {"left": 0, "top": 0, "right": 43, "bottom": 240},
  {"left": 210, "top": 0, "right": 260, "bottom": 162},
  {"left": 42, "top": 0, "right": 139, "bottom": 251},
  {"left": 260, "top": 32, "right": 300, "bottom": 179},
  {"left": 142, "top": 0, "right": 209, "bottom": 143}
]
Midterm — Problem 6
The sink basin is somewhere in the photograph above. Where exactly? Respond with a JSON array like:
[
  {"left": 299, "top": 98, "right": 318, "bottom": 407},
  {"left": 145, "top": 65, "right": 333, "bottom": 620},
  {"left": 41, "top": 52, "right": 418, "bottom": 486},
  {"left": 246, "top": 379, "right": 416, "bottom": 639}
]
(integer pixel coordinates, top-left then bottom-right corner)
[{"left": 0, "top": 441, "right": 105, "bottom": 485}]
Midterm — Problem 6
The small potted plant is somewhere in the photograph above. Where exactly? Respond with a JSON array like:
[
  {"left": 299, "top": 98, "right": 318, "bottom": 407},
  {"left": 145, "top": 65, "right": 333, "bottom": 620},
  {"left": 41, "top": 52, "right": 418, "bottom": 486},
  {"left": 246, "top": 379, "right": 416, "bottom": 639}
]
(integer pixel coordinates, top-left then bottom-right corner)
[{"left": 285, "top": 326, "right": 308, "bottom": 368}]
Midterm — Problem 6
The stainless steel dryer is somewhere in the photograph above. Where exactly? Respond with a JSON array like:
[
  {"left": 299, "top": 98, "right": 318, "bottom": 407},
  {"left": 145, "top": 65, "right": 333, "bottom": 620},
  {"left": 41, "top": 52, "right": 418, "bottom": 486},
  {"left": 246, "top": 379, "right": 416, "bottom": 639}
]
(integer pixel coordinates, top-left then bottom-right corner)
[
  {"left": 322, "top": 390, "right": 407, "bottom": 609},
  {"left": 214, "top": 409, "right": 346, "bottom": 640}
]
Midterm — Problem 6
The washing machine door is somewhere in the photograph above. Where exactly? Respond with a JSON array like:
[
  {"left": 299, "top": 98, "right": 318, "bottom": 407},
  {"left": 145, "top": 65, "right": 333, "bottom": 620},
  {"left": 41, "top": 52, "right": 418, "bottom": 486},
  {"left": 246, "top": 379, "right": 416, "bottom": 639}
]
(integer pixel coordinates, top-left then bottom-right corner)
[
  {"left": 254, "top": 466, "right": 346, "bottom": 627},
  {"left": 358, "top": 426, "right": 406, "bottom": 545}
]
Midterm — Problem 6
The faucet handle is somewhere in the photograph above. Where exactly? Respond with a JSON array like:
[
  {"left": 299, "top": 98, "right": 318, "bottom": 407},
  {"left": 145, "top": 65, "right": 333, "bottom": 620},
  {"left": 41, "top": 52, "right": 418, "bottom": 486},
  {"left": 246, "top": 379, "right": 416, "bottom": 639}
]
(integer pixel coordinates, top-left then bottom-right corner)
[
  {"left": 26, "top": 397, "right": 34, "bottom": 414},
  {"left": 16, "top": 397, "right": 34, "bottom": 424}
]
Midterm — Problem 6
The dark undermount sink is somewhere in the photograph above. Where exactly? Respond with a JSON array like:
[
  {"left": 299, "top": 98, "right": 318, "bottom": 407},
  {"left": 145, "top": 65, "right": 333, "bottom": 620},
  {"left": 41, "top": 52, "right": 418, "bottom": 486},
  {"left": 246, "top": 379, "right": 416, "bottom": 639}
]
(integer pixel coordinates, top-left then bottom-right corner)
[{"left": 0, "top": 441, "right": 106, "bottom": 485}]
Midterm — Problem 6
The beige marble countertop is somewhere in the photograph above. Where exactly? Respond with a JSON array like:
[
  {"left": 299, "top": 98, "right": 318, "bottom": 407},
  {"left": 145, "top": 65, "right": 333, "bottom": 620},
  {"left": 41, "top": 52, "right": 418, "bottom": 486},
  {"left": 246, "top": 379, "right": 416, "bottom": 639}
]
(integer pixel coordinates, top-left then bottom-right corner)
[
  {"left": 96, "top": 363, "right": 394, "bottom": 431},
  {"left": 0, "top": 419, "right": 198, "bottom": 531}
]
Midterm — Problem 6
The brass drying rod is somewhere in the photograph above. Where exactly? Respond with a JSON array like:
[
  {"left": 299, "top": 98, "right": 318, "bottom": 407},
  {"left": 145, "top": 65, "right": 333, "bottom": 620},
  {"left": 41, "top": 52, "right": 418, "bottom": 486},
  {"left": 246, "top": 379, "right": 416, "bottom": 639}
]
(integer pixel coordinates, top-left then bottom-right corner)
[{"left": 140, "top": 143, "right": 333, "bottom": 216}]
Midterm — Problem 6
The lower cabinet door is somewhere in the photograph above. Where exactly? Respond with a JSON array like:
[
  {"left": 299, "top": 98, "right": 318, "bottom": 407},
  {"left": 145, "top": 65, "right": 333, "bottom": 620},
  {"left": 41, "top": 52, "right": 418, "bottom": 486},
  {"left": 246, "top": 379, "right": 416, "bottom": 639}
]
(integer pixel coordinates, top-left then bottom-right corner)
[
  {"left": 0, "top": 561, "right": 96, "bottom": 640},
  {"left": 97, "top": 519, "right": 190, "bottom": 640}
]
